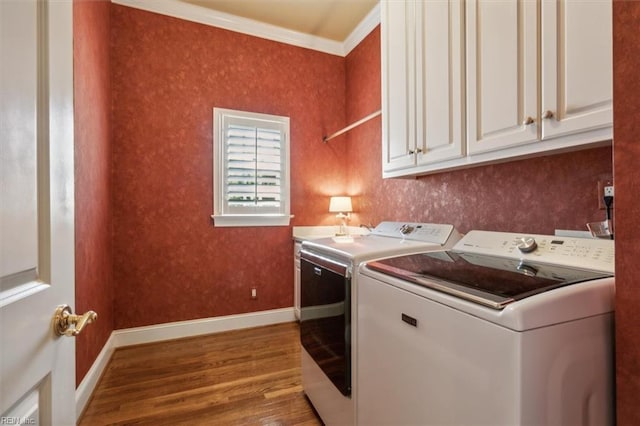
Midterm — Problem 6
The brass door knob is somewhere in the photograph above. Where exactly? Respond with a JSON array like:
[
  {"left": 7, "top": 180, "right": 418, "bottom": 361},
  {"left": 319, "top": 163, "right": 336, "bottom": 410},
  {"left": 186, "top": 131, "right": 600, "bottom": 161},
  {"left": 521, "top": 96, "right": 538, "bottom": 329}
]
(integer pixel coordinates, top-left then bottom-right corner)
[
  {"left": 53, "top": 304, "right": 97, "bottom": 337},
  {"left": 542, "top": 110, "right": 554, "bottom": 119},
  {"left": 522, "top": 116, "right": 535, "bottom": 125}
]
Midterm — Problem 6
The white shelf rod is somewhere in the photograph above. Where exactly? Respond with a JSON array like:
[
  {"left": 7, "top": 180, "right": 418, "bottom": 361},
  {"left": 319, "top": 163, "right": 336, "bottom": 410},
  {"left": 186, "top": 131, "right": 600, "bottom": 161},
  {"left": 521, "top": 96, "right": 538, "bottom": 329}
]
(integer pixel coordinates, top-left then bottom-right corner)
[{"left": 323, "top": 110, "right": 382, "bottom": 143}]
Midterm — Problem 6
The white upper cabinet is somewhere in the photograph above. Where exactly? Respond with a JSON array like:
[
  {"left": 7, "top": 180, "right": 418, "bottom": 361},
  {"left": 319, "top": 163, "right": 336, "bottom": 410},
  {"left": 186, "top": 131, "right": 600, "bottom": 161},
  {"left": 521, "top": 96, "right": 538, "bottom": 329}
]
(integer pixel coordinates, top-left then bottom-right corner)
[
  {"left": 466, "top": 0, "right": 538, "bottom": 154},
  {"left": 382, "top": 0, "right": 464, "bottom": 177},
  {"left": 382, "top": 0, "right": 612, "bottom": 178},
  {"left": 382, "top": 0, "right": 415, "bottom": 173},
  {"left": 416, "top": 0, "right": 465, "bottom": 165},
  {"left": 541, "top": 0, "right": 613, "bottom": 139},
  {"left": 467, "top": 0, "right": 612, "bottom": 155}
]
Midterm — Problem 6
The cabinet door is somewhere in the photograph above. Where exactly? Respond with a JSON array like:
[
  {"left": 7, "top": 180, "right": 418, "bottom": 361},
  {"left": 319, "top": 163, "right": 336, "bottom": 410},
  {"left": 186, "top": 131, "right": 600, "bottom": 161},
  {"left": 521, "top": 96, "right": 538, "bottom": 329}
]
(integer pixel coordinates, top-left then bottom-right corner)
[
  {"left": 467, "top": 0, "right": 538, "bottom": 154},
  {"left": 415, "top": 0, "right": 465, "bottom": 164},
  {"left": 381, "top": 0, "right": 416, "bottom": 173},
  {"left": 541, "top": 0, "right": 612, "bottom": 140}
]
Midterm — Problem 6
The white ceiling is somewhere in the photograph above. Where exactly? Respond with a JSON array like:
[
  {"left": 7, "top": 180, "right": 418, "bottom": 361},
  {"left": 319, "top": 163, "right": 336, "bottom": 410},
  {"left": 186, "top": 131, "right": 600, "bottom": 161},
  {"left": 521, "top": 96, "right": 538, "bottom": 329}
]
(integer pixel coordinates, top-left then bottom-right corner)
[{"left": 179, "top": 0, "right": 379, "bottom": 42}]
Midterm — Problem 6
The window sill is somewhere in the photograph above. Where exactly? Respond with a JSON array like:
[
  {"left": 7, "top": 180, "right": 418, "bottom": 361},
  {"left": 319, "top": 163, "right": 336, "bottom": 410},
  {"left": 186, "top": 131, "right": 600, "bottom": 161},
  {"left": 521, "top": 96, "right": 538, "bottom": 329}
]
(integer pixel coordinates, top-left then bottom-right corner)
[{"left": 211, "top": 214, "right": 293, "bottom": 227}]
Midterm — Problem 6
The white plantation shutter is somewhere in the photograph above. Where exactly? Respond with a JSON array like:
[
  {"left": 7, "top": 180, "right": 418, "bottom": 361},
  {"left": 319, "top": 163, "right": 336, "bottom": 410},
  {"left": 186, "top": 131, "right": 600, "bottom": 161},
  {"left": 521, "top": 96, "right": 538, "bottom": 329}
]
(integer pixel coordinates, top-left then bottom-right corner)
[
  {"left": 213, "top": 108, "right": 291, "bottom": 227},
  {"left": 226, "top": 124, "right": 282, "bottom": 211}
]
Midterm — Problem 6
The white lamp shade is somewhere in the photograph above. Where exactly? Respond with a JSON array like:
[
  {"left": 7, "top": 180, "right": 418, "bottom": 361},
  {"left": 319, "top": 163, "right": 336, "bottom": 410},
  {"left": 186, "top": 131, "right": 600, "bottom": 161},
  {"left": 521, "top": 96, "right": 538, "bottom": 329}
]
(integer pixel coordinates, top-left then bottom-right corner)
[{"left": 329, "top": 196, "right": 353, "bottom": 213}]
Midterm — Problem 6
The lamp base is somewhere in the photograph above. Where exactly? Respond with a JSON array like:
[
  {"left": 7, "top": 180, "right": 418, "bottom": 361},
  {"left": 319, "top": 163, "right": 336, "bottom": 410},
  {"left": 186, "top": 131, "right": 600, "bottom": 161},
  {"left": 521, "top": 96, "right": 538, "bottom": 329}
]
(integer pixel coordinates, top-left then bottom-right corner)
[{"left": 335, "top": 221, "right": 348, "bottom": 236}]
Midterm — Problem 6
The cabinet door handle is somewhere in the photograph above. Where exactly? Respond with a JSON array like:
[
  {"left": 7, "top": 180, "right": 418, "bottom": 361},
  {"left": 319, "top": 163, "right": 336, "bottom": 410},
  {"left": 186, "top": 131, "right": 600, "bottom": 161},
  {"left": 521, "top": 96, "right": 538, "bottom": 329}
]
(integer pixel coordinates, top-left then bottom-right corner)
[
  {"left": 416, "top": 148, "right": 423, "bottom": 154},
  {"left": 522, "top": 116, "right": 535, "bottom": 126},
  {"left": 408, "top": 149, "right": 414, "bottom": 155},
  {"left": 542, "top": 110, "right": 554, "bottom": 119},
  {"left": 408, "top": 149, "right": 422, "bottom": 155}
]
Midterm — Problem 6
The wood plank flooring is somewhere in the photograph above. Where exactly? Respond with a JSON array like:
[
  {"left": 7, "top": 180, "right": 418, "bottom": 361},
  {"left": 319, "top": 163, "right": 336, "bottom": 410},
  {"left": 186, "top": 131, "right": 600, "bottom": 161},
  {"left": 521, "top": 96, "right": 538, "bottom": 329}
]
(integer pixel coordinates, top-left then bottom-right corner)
[{"left": 79, "top": 322, "right": 322, "bottom": 425}]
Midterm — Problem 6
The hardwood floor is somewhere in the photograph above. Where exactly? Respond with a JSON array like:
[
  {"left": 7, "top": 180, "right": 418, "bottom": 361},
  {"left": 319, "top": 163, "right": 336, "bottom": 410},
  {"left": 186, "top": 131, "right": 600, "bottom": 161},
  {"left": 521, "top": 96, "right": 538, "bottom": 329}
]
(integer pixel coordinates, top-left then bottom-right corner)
[{"left": 79, "top": 322, "right": 322, "bottom": 425}]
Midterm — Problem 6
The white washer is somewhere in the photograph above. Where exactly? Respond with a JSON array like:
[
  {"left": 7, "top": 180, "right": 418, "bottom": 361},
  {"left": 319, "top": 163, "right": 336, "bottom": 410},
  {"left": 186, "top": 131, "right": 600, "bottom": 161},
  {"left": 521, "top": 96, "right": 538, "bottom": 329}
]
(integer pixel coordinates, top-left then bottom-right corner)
[
  {"left": 299, "top": 222, "right": 462, "bottom": 426},
  {"left": 357, "top": 230, "right": 615, "bottom": 426}
]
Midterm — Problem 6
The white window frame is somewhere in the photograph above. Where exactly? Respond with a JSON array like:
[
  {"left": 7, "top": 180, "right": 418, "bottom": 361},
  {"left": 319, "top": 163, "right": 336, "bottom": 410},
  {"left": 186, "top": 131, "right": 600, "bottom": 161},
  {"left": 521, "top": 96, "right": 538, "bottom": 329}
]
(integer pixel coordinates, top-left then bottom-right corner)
[{"left": 212, "top": 108, "right": 291, "bottom": 227}]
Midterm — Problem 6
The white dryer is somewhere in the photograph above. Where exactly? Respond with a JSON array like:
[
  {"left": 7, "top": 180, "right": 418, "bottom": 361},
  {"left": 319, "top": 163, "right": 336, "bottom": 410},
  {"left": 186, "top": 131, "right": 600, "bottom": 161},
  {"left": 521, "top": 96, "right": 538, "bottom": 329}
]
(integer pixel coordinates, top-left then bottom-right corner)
[
  {"left": 357, "top": 230, "right": 615, "bottom": 426},
  {"left": 299, "top": 222, "right": 461, "bottom": 426}
]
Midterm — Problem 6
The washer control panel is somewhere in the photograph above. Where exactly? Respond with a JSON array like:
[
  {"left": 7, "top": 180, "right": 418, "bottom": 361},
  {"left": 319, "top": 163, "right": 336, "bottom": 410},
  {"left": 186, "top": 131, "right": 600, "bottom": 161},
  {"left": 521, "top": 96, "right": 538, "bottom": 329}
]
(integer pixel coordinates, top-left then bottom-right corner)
[
  {"left": 454, "top": 231, "right": 615, "bottom": 274},
  {"left": 371, "top": 222, "right": 459, "bottom": 245}
]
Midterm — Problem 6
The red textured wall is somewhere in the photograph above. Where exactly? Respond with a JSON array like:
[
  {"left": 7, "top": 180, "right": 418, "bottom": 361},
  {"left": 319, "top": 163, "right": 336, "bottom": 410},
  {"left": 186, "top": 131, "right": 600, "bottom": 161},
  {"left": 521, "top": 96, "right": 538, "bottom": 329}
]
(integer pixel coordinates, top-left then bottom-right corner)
[
  {"left": 76, "top": 4, "right": 624, "bottom": 394},
  {"left": 110, "top": 6, "right": 348, "bottom": 329},
  {"left": 613, "top": 2, "right": 640, "bottom": 423},
  {"left": 73, "top": 0, "right": 113, "bottom": 386},
  {"left": 345, "top": 26, "right": 613, "bottom": 236}
]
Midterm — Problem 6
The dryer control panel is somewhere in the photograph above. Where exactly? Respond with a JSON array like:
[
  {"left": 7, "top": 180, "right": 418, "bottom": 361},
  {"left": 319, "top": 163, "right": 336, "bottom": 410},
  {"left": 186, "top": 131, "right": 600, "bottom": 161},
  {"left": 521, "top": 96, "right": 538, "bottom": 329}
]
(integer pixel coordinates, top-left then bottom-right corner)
[
  {"left": 454, "top": 231, "right": 615, "bottom": 274},
  {"left": 371, "top": 222, "right": 461, "bottom": 245}
]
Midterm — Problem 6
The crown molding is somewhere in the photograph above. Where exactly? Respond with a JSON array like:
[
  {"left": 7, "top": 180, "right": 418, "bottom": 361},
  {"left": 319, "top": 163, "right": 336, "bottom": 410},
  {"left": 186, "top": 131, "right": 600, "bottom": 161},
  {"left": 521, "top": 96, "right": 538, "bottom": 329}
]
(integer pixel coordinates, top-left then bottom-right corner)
[
  {"left": 344, "top": 2, "right": 380, "bottom": 55},
  {"left": 112, "top": 0, "right": 380, "bottom": 57}
]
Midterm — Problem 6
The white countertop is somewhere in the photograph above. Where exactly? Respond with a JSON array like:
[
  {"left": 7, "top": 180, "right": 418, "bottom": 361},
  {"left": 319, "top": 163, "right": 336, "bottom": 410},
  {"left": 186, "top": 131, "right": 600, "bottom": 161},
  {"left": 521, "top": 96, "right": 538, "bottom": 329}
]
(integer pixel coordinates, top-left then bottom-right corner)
[{"left": 292, "top": 225, "right": 370, "bottom": 242}]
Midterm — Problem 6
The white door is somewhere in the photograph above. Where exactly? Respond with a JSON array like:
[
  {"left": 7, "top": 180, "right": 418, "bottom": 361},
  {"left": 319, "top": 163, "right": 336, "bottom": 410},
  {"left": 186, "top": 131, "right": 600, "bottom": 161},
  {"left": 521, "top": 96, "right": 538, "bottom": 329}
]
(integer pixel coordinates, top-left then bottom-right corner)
[
  {"left": 415, "top": 0, "right": 464, "bottom": 165},
  {"left": 540, "top": 0, "right": 613, "bottom": 140},
  {"left": 466, "top": 0, "right": 538, "bottom": 154},
  {"left": 1, "top": 0, "right": 76, "bottom": 424},
  {"left": 381, "top": 0, "right": 417, "bottom": 174}
]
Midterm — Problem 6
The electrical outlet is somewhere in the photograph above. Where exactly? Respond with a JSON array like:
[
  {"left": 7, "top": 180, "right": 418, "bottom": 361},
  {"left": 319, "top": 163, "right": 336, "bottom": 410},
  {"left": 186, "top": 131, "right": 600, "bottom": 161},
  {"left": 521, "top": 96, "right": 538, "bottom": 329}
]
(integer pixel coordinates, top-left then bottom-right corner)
[
  {"left": 597, "top": 180, "right": 614, "bottom": 209},
  {"left": 604, "top": 185, "right": 614, "bottom": 197},
  {"left": 251, "top": 287, "right": 257, "bottom": 299}
]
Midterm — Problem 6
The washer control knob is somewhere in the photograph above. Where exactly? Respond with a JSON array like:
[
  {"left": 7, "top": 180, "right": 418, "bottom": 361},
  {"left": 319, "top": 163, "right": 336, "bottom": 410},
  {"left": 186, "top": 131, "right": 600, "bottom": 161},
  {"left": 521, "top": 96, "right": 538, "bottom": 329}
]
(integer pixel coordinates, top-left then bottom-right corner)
[
  {"left": 400, "top": 224, "right": 415, "bottom": 235},
  {"left": 516, "top": 237, "right": 537, "bottom": 253}
]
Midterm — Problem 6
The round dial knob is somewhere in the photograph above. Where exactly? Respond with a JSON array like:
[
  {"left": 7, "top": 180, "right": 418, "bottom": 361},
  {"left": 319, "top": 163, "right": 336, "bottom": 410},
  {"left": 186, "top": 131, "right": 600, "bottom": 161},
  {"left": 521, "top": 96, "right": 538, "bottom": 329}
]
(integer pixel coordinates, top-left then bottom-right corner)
[
  {"left": 400, "top": 224, "right": 415, "bottom": 235},
  {"left": 516, "top": 237, "right": 537, "bottom": 253}
]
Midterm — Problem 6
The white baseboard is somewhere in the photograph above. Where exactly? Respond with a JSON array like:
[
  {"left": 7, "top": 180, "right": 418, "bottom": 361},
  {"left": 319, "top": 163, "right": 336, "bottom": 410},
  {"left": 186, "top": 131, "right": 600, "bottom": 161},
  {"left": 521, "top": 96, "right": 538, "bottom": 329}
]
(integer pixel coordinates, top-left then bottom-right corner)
[
  {"left": 112, "top": 307, "right": 296, "bottom": 347},
  {"left": 75, "top": 333, "right": 115, "bottom": 419},
  {"left": 75, "top": 307, "right": 296, "bottom": 420}
]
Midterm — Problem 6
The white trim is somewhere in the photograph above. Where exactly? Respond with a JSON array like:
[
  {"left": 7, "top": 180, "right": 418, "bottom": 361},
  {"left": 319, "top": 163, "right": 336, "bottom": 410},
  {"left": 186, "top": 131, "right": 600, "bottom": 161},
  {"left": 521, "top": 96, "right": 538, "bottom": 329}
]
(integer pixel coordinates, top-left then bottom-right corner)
[
  {"left": 211, "top": 214, "right": 292, "bottom": 227},
  {"left": 75, "top": 307, "right": 296, "bottom": 418},
  {"left": 111, "top": 0, "right": 380, "bottom": 57},
  {"left": 75, "top": 333, "right": 116, "bottom": 421},
  {"left": 112, "top": 307, "right": 296, "bottom": 347},
  {"left": 343, "top": 2, "right": 381, "bottom": 55},
  {"left": 112, "top": 0, "right": 343, "bottom": 56}
]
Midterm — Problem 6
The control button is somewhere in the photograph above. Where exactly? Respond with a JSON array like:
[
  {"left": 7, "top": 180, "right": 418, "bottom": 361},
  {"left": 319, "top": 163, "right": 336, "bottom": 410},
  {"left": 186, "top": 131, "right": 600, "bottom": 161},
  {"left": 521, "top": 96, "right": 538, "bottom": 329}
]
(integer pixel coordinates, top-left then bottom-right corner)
[{"left": 516, "top": 237, "right": 538, "bottom": 253}]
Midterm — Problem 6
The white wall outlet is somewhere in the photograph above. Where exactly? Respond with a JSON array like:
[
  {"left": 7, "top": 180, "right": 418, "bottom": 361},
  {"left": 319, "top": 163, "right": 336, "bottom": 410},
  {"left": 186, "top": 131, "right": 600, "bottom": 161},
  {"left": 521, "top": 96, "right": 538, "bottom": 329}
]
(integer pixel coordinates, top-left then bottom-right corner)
[
  {"left": 604, "top": 185, "right": 614, "bottom": 197},
  {"left": 597, "top": 180, "right": 614, "bottom": 209},
  {"left": 251, "top": 287, "right": 257, "bottom": 299}
]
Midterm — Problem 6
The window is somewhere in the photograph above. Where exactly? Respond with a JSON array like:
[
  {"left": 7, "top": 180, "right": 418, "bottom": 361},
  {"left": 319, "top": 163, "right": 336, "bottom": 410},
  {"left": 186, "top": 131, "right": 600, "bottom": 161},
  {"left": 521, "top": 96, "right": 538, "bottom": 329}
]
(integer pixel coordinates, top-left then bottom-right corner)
[{"left": 212, "top": 108, "right": 291, "bottom": 227}]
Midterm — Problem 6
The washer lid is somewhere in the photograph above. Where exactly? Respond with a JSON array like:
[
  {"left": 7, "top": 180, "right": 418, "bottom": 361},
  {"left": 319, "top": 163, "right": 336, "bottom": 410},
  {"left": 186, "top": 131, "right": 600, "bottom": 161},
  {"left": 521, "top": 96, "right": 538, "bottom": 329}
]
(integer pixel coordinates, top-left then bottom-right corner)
[{"left": 365, "top": 251, "right": 613, "bottom": 310}]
